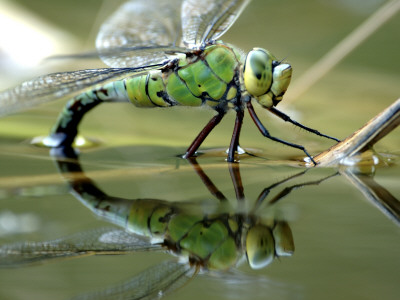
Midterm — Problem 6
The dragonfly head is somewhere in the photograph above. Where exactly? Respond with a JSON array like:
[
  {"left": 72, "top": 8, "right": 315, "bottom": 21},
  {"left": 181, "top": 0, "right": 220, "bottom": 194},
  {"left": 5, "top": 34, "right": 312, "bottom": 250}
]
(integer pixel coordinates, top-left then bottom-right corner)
[
  {"left": 245, "top": 224, "right": 275, "bottom": 269},
  {"left": 245, "top": 221, "right": 295, "bottom": 269},
  {"left": 243, "top": 48, "right": 292, "bottom": 108}
]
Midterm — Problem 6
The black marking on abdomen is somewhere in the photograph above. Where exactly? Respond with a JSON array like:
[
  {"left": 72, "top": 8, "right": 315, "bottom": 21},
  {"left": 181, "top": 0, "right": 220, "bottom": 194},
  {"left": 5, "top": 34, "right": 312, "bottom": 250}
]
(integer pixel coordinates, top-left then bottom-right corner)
[{"left": 144, "top": 74, "right": 163, "bottom": 107}]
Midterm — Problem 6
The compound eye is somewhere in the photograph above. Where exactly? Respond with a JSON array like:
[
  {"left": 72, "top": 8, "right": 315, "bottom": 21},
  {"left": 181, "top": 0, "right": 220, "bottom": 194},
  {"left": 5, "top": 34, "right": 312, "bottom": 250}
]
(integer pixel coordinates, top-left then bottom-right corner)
[
  {"left": 270, "top": 63, "right": 292, "bottom": 100},
  {"left": 244, "top": 48, "right": 273, "bottom": 97},
  {"left": 246, "top": 224, "right": 275, "bottom": 269}
]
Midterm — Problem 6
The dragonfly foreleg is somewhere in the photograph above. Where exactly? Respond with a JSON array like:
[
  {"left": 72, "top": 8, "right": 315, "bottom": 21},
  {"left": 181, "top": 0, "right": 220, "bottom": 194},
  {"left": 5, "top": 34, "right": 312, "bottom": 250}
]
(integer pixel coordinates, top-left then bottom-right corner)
[
  {"left": 265, "top": 172, "right": 339, "bottom": 205},
  {"left": 183, "top": 109, "right": 226, "bottom": 159},
  {"left": 246, "top": 102, "right": 317, "bottom": 166},
  {"left": 268, "top": 107, "right": 340, "bottom": 142}
]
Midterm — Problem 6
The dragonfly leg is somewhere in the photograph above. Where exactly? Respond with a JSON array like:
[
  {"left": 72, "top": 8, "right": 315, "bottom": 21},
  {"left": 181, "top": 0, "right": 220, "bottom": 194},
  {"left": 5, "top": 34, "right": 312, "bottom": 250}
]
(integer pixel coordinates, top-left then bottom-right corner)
[
  {"left": 187, "top": 157, "right": 228, "bottom": 202},
  {"left": 183, "top": 110, "right": 226, "bottom": 158},
  {"left": 48, "top": 96, "right": 102, "bottom": 147},
  {"left": 247, "top": 102, "right": 317, "bottom": 166},
  {"left": 253, "top": 170, "right": 308, "bottom": 210},
  {"left": 260, "top": 172, "right": 338, "bottom": 207},
  {"left": 268, "top": 107, "right": 340, "bottom": 142},
  {"left": 228, "top": 163, "right": 245, "bottom": 202},
  {"left": 227, "top": 109, "right": 244, "bottom": 162}
]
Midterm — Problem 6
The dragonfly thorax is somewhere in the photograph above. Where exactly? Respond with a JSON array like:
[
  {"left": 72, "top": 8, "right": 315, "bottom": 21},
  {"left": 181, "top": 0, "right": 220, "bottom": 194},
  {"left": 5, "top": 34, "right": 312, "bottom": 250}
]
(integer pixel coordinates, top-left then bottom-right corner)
[
  {"left": 124, "top": 42, "right": 243, "bottom": 110},
  {"left": 243, "top": 48, "right": 292, "bottom": 108}
]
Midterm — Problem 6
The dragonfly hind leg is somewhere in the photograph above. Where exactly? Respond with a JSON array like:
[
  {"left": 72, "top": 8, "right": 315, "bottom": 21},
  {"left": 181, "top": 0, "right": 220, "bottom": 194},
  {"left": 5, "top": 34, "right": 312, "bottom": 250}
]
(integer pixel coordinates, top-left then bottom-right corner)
[{"left": 183, "top": 109, "right": 226, "bottom": 159}]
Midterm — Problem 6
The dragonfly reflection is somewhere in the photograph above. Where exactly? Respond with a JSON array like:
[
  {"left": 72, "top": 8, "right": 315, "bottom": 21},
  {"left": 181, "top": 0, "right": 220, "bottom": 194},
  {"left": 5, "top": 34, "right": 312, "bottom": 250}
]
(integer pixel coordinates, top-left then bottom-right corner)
[{"left": 0, "top": 148, "right": 337, "bottom": 299}]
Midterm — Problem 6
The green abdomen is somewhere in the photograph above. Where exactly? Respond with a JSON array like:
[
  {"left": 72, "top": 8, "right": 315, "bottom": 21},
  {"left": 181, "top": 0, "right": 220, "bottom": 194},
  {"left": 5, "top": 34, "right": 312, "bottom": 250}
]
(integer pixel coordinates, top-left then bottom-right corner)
[{"left": 125, "top": 44, "right": 240, "bottom": 108}]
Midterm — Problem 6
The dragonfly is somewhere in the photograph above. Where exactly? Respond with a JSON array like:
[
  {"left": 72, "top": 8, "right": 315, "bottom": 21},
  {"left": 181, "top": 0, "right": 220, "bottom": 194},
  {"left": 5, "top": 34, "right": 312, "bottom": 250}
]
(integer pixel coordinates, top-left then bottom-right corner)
[
  {"left": 0, "top": 149, "right": 338, "bottom": 299},
  {"left": 0, "top": 0, "right": 339, "bottom": 164}
]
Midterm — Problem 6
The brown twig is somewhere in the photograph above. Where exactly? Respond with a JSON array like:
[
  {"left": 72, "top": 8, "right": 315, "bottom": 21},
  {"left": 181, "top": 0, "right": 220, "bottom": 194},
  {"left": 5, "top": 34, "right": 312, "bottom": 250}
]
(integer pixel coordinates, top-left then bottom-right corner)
[{"left": 314, "top": 98, "right": 400, "bottom": 167}]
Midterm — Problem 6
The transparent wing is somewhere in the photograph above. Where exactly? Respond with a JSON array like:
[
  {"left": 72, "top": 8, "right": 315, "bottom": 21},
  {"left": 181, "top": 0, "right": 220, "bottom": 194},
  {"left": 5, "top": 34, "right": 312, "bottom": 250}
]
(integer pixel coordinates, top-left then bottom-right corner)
[
  {"left": 72, "top": 260, "right": 196, "bottom": 300},
  {"left": 96, "top": 0, "right": 187, "bottom": 67},
  {"left": 181, "top": 0, "right": 251, "bottom": 47},
  {"left": 0, "top": 65, "right": 159, "bottom": 117},
  {"left": 0, "top": 228, "right": 161, "bottom": 267}
]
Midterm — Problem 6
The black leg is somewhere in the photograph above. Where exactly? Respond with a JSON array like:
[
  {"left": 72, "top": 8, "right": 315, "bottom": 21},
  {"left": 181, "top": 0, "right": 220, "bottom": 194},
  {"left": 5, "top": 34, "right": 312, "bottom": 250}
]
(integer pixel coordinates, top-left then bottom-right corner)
[
  {"left": 247, "top": 102, "right": 317, "bottom": 165},
  {"left": 183, "top": 110, "right": 225, "bottom": 158},
  {"left": 268, "top": 107, "right": 340, "bottom": 142},
  {"left": 227, "top": 109, "right": 244, "bottom": 162},
  {"left": 266, "top": 172, "right": 339, "bottom": 205},
  {"left": 228, "top": 162, "right": 245, "bottom": 202},
  {"left": 254, "top": 170, "right": 307, "bottom": 210},
  {"left": 186, "top": 157, "right": 228, "bottom": 202},
  {"left": 253, "top": 171, "right": 338, "bottom": 211}
]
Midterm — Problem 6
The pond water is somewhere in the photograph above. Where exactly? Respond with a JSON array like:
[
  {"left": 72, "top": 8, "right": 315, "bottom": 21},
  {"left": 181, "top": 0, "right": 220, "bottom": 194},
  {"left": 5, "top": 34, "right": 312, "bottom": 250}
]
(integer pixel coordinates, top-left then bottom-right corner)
[
  {"left": 0, "top": 0, "right": 399, "bottom": 300},
  {"left": 0, "top": 143, "right": 399, "bottom": 300}
]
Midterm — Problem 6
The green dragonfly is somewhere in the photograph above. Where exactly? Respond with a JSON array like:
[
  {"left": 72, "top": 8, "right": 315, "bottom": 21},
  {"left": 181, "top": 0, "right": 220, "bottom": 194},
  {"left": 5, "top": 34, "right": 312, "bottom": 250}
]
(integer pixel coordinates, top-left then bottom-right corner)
[
  {"left": 0, "top": 0, "right": 339, "bottom": 164},
  {"left": 0, "top": 149, "right": 338, "bottom": 299}
]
